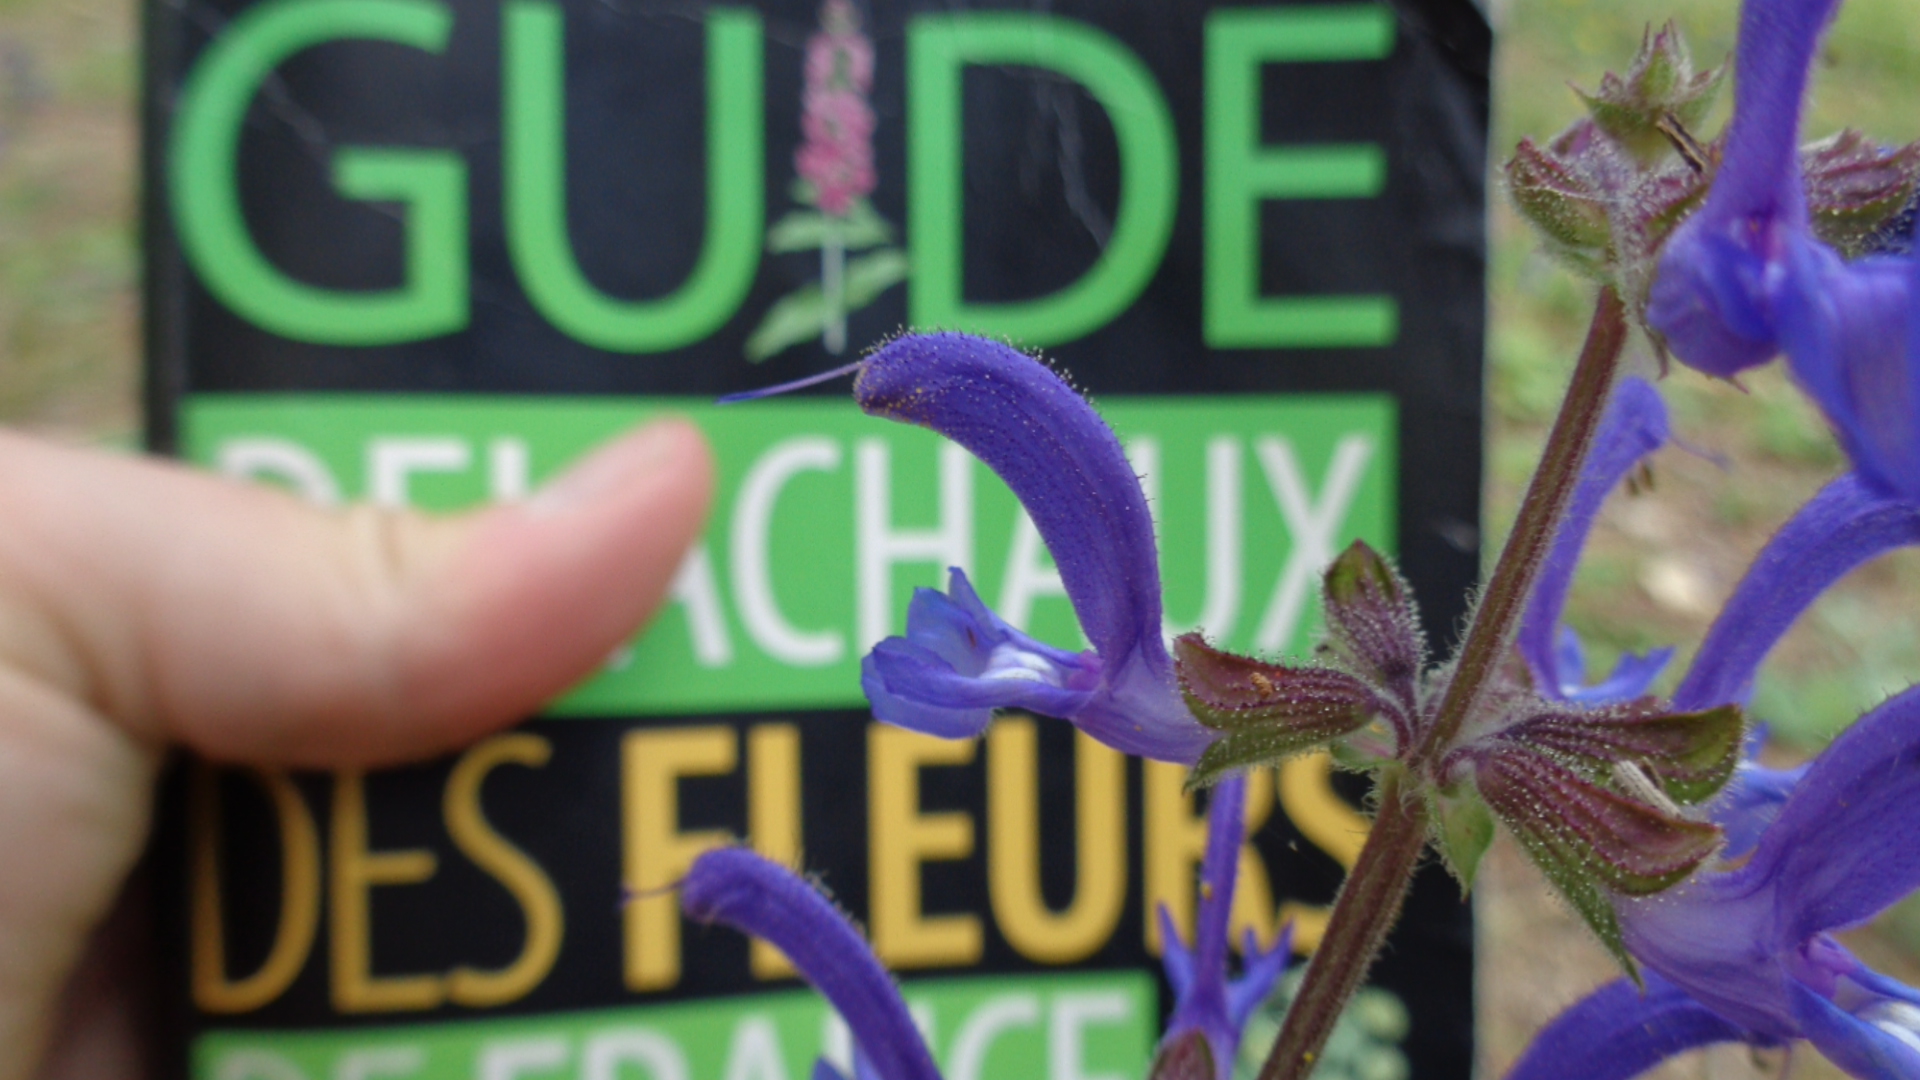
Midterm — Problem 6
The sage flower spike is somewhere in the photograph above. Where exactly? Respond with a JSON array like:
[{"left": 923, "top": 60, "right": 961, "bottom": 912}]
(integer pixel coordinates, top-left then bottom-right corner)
[
  {"left": 1503, "top": 470, "right": 1920, "bottom": 1078},
  {"left": 1154, "top": 775, "right": 1292, "bottom": 1080},
  {"left": 855, "top": 333, "right": 1214, "bottom": 763},
  {"left": 1647, "top": 0, "right": 1920, "bottom": 502},
  {"left": 1508, "top": 687, "right": 1920, "bottom": 1080}
]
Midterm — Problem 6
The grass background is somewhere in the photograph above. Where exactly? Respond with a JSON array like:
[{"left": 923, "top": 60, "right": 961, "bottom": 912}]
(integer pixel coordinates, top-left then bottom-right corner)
[{"left": 0, "top": 0, "right": 1915, "bottom": 1074}]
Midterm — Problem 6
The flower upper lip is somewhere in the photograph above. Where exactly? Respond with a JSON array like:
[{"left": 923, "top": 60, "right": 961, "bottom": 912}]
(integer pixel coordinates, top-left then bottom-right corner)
[{"left": 852, "top": 333, "right": 1214, "bottom": 763}]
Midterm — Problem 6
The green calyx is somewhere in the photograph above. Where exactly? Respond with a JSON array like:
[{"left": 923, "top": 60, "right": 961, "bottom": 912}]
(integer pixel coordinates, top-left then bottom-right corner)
[{"left": 1576, "top": 21, "right": 1726, "bottom": 166}]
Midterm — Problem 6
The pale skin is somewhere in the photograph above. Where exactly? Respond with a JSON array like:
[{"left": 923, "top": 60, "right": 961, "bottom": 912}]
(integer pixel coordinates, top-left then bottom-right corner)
[{"left": 0, "top": 420, "right": 715, "bottom": 1080}]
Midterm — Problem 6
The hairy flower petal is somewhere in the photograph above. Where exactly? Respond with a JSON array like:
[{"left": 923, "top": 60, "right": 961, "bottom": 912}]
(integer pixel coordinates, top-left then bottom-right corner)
[
  {"left": 1735, "top": 684, "right": 1920, "bottom": 942},
  {"left": 1519, "top": 377, "right": 1671, "bottom": 699},
  {"left": 1158, "top": 776, "right": 1291, "bottom": 1080},
  {"left": 855, "top": 334, "right": 1212, "bottom": 762},
  {"left": 1618, "top": 687, "right": 1920, "bottom": 1051},
  {"left": 1775, "top": 233, "right": 1920, "bottom": 503},
  {"left": 1503, "top": 973, "right": 1771, "bottom": 1080},
  {"left": 682, "top": 849, "right": 941, "bottom": 1080},
  {"left": 857, "top": 334, "right": 1160, "bottom": 668},
  {"left": 862, "top": 569, "right": 1096, "bottom": 738},
  {"left": 1675, "top": 474, "right": 1920, "bottom": 711}
]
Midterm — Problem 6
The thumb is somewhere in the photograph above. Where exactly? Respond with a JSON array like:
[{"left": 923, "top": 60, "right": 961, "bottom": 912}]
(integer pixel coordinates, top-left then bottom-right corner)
[{"left": 0, "top": 417, "right": 714, "bottom": 765}]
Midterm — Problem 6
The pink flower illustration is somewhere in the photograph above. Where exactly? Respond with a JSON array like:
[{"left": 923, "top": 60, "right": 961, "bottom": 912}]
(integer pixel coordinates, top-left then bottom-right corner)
[
  {"left": 796, "top": 0, "right": 876, "bottom": 216},
  {"left": 748, "top": 0, "right": 907, "bottom": 362}
]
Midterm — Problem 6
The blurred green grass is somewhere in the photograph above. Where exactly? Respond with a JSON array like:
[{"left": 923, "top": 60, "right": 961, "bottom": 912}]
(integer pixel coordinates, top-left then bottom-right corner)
[{"left": 0, "top": 0, "right": 136, "bottom": 440}]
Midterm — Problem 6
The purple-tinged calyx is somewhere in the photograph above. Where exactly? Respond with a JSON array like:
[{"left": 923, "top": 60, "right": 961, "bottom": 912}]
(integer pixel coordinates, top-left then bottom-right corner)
[
  {"left": 1505, "top": 118, "right": 1715, "bottom": 307},
  {"left": 1175, "top": 542, "right": 1421, "bottom": 786},
  {"left": 1155, "top": 776, "right": 1292, "bottom": 1080},
  {"left": 1320, "top": 540, "right": 1427, "bottom": 710},
  {"left": 1504, "top": 23, "right": 1726, "bottom": 331},
  {"left": 1505, "top": 130, "right": 1615, "bottom": 277},
  {"left": 1176, "top": 634, "right": 1397, "bottom": 788},
  {"left": 1511, "top": 685, "right": 1920, "bottom": 1079},
  {"left": 854, "top": 333, "right": 1213, "bottom": 763},
  {"left": 1472, "top": 741, "right": 1723, "bottom": 976},
  {"left": 1490, "top": 701, "right": 1743, "bottom": 806},
  {"left": 682, "top": 849, "right": 942, "bottom": 1080},
  {"left": 1802, "top": 130, "right": 1920, "bottom": 260}
]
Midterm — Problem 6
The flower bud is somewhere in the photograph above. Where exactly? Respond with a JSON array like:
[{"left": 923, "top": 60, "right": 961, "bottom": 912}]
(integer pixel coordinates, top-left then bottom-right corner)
[
  {"left": 1505, "top": 133, "right": 1612, "bottom": 275},
  {"left": 1576, "top": 22, "right": 1725, "bottom": 166}
]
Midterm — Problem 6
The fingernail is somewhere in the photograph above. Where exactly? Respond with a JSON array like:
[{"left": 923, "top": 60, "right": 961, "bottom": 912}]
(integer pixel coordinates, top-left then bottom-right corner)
[{"left": 530, "top": 419, "right": 696, "bottom": 514}]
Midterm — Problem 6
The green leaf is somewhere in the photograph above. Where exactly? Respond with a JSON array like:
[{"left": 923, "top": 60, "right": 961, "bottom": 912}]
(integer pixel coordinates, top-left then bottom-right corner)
[
  {"left": 1430, "top": 787, "right": 1496, "bottom": 893},
  {"left": 740, "top": 248, "right": 908, "bottom": 362},
  {"left": 843, "top": 247, "right": 909, "bottom": 307},
  {"left": 744, "top": 287, "right": 830, "bottom": 362},
  {"left": 766, "top": 200, "right": 896, "bottom": 253}
]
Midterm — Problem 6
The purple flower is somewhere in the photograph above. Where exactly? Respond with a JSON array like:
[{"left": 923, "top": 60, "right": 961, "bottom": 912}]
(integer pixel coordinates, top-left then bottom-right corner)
[
  {"left": 1509, "top": 689, "right": 1920, "bottom": 1080},
  {"left": 682, "top": 848, "right": 941, "bottom": 1080},
  {"left": 1507, "top": 474, "right": 1920, "bottom": 1079},
  {"left": 1155, "top": 776, "right": 1292, "bottom": 1080},
  {"left": 855, "top": 333, "right": 1215, "bottom": 763},
  {"left": 681, "top": 777, "right": 1283, "bottom": 1080},
  {"left": 1647, "top": 0, "right": 1920, "bottom": 502},
  {"left": 1517, "top": 377, "right": 1675, "bottom": 704}
]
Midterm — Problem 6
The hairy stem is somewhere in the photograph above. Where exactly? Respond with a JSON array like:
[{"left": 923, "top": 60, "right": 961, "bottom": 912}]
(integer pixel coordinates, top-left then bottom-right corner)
[
  {"left": 1418, "top": 286, "right": 1629, "bottom": 759},
  {"left": 1252, "top": 288, "right": 1630, "bottom": 1080},
  {"left": 1255, "top": 770, "right": 1428, "bottom": 1080}
]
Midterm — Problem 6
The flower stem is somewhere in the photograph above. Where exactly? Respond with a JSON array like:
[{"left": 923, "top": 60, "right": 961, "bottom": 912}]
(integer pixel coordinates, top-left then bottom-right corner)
[
  {"left": 1417, "top": 286, "right": 1629, "bottom": 759},
  {"left": 823, "top": 219, "right": 847, "bottom": 354},
  {"left": 1253, "top": 288, "right": 1629, "bottom": 1080},
  {"left": 1255, "top": 769, "right": 1427, "bottom": 1080}
]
